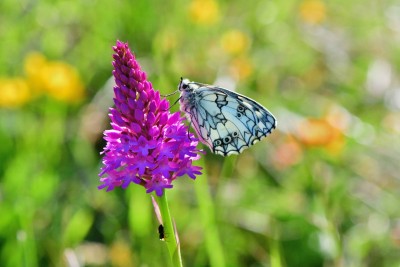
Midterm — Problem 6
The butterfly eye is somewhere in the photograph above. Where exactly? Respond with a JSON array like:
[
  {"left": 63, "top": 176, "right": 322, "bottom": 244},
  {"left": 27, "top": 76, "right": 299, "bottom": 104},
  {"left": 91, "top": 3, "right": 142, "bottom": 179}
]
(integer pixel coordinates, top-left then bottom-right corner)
[{"left": 182, "top": 83, "right": 188, "bottom": 90}]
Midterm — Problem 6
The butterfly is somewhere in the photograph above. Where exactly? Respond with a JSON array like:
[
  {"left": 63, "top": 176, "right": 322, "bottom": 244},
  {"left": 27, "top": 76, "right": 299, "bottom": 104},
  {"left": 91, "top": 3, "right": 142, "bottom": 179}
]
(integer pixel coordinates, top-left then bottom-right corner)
[{"left": 178, "top": 78, "right": 277, "bottom": 156}]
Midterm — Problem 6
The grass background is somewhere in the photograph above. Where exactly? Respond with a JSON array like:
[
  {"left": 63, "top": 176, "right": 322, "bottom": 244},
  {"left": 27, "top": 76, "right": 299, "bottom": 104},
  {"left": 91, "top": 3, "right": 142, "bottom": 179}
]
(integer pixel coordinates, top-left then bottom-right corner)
[{"left": 1, "top": 0, "right": 399, "bottom": 266}]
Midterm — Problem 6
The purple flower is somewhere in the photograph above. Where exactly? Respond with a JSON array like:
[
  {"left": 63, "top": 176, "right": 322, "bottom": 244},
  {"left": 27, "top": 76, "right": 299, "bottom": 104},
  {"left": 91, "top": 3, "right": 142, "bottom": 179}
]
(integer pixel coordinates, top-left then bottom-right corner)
[{"left": 99, "top": 41, "right": 203, "bottom": 196}]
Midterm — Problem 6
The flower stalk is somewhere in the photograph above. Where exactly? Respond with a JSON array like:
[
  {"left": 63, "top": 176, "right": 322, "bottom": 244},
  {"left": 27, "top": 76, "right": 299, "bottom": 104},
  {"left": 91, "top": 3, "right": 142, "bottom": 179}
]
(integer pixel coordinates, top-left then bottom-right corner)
[{"left": 157, "top": 191, "right": 183, "bottom": 267}]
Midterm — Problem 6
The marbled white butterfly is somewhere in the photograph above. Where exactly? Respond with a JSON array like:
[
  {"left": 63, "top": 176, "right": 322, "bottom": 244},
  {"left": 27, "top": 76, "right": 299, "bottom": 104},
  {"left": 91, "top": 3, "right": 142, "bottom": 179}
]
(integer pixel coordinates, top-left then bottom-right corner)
[{"left": 178, "top": 78, "right": 277, "bottom": 156}]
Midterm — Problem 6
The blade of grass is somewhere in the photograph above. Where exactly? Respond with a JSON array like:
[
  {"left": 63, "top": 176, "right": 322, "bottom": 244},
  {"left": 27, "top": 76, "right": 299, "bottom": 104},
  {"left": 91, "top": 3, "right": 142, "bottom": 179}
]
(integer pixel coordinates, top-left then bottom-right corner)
[{"left": 194, "top": 157, "right": 225, "bottom": 267}]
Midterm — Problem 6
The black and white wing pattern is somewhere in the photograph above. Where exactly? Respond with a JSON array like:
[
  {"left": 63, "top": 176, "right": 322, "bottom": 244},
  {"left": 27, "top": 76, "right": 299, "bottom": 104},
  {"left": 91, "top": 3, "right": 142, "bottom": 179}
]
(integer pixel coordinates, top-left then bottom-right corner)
[{"left": 178, "top": 78, "right": 277, "bottom": 156}]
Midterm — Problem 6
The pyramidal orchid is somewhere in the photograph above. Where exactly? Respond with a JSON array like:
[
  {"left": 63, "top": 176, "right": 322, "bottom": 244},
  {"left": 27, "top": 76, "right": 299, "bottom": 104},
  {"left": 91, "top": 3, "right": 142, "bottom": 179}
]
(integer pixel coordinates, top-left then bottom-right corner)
[{"left": 99, "top": 41, "right": 203, "bottom": 196}]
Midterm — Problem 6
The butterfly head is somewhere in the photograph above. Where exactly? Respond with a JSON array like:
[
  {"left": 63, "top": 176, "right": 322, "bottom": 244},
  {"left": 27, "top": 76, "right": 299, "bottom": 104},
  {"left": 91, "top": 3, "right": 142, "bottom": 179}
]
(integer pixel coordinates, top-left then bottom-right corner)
[{"left": 178, "top": 78, "right": 192, "bottom": 92}]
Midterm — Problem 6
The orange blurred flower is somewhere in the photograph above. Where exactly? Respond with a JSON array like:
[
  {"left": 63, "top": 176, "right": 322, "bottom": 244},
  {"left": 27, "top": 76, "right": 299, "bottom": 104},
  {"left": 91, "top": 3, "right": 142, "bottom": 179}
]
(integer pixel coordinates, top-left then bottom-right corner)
[
  {"left": 189, "top": 0, "right": 220, "bottom": 26},
  {"left": 299, "top": 0, "right": 326, "bottom": 24},
  {"left": 0, "top": 78, "right": 31, "bottom": 108},
  {"left": 220, "top": 30, "right": 250, "bottom": 55},
  {"left": 296, "top": 118, "right": 344, "bottom": 154},
  {"left": 24, "top": 52, "right": 85, "bottom": 103}
]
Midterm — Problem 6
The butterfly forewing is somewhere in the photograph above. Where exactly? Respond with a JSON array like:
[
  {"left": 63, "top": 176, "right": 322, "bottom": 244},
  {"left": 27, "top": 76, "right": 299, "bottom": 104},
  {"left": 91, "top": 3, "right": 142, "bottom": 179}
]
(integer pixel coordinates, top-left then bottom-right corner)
[{"left": 179, "top": 79, "right": 276, "bottom": 156}]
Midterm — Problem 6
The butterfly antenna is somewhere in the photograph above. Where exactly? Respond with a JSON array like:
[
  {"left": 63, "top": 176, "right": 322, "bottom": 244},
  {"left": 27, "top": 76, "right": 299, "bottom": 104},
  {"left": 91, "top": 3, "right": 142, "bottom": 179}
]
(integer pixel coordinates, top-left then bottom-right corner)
[{"left": 161, "top": 89, "right": 179, "bottom": 97}]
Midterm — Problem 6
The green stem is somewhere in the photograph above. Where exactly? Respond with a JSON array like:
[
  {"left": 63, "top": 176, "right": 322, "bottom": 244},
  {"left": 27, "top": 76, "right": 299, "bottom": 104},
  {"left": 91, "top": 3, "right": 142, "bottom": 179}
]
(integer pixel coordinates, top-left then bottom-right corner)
[
  {"left": 194, "top": 158, "right": 225, "bottom": 267},
  {"left": 157, "top": 191, "right": 183, "bottom": 267}
]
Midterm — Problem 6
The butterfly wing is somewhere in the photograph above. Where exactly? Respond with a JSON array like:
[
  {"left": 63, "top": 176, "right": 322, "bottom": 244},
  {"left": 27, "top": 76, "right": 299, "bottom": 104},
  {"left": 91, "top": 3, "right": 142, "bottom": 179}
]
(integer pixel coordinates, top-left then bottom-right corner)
[{"left": 180, "top": 81, "right": 276, "bottom": 156}]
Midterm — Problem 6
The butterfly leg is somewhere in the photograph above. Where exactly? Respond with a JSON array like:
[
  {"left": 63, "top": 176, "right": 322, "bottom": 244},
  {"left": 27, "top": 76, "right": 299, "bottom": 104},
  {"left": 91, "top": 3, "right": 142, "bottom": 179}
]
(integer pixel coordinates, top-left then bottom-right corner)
[
  {"left": 187, "top": 120, "right": 193, "bottom": 141},
  {"left": 160, "top": 96, "right": 181, "bottom": 111}
]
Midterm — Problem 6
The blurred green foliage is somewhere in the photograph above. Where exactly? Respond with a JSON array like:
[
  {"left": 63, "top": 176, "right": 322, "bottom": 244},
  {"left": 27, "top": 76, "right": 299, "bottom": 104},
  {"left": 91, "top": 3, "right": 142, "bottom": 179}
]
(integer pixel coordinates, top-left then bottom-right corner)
[{"left": 1, "top": 0, "right": 400, "bottom": 266}]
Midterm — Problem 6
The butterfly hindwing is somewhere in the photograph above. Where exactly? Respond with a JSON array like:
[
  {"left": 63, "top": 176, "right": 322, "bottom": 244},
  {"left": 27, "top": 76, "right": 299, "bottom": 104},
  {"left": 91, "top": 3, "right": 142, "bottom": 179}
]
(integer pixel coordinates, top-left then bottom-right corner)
[{"left": 179, "top": 79, "right": 276, "bottom": 156}]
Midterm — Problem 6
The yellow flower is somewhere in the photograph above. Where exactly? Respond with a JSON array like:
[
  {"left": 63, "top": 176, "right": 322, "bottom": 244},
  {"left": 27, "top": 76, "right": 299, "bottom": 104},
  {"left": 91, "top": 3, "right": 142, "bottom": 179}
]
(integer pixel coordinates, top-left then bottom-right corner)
[
  {"left": 189, "top": 0, "right": 220, "bottom": 26},
  {"left": 299, "top": 0, "right": 326, "bottom": 24},
  {"left": 24, "top": 52, "right": 48, "bottom": 94},
  {"left": 41, "top": 61, "right": 85, "bottom": 103},
  {"left": 229, "top": 56, "right": 253, "bottom": 81},
  {"left": 220, "top": 30, "right": 250, "bottom": 55},
  {"left": 24, "top": 52, "right": 85, "bottom": 103},
  {"left": 0, "top": 78, "right": 31, "bottom": 108}
]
